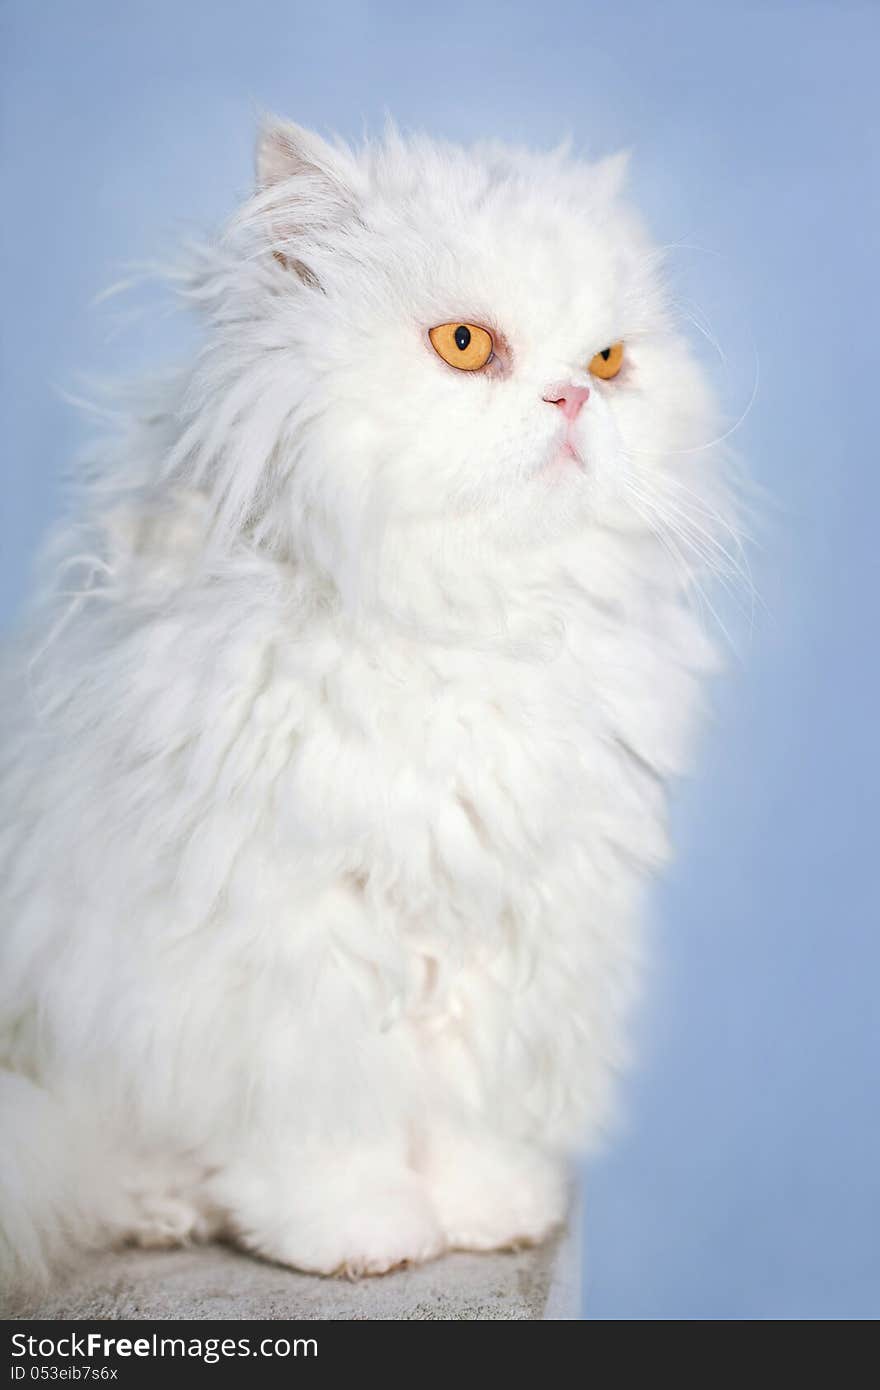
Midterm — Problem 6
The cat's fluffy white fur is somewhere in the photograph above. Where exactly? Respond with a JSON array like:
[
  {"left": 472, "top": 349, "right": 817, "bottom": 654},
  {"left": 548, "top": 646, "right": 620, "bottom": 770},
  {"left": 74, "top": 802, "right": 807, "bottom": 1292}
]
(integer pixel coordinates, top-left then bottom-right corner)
[{"left": 0, "top": 119, "right": 731, "bottom": 1288}]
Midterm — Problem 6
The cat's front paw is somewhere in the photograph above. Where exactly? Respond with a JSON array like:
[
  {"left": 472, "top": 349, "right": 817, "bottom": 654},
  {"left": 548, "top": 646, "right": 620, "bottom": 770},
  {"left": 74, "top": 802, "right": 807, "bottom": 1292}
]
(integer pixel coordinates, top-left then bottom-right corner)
[
  {"left": 427, "top": 1135, "right": 568, "bottom": 1252},
  {"left": 217, "top": 1161, "right": 445, "bottom": 1277}
]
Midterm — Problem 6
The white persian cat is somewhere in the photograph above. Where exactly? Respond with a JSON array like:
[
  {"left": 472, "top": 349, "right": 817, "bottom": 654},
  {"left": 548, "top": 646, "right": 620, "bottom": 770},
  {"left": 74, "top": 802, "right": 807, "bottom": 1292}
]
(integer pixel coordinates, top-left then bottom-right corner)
[{"left": 0, "top": 118, "right": 734, "bottom": 1290}]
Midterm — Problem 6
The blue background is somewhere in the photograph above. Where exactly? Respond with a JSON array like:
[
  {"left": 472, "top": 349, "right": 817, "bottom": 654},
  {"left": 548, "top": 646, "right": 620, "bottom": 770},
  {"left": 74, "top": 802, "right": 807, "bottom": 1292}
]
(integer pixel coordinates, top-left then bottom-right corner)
[{"left": 2, "top": 1, "right": 877, "bottom": 1319}]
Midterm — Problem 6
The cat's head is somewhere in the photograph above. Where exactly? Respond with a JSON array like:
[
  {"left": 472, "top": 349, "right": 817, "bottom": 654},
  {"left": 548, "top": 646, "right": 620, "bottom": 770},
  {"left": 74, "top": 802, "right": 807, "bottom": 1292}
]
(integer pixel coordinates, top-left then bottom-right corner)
[{"left": 183, "top": 119, "right": 720, "bottom": 616}]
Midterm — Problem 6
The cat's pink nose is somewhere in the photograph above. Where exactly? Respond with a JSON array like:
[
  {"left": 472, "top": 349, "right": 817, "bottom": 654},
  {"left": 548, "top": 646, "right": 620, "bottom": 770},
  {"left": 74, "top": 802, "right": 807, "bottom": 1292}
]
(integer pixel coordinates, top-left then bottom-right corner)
[{"left": 542, "top": 383, "right": 590, "bottom": 421}]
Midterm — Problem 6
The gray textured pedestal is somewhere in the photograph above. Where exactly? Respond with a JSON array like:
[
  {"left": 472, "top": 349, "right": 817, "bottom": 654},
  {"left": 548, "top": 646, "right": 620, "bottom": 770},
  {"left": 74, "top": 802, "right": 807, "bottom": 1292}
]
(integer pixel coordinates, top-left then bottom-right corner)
[{"left": 6, "top": 1224, "right": 580, "bottom": 1321}]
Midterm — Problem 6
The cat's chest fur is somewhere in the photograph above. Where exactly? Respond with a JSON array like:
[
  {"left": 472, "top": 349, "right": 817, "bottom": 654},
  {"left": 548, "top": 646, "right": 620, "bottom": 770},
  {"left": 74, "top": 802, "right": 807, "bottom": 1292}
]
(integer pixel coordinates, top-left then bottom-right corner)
[
  {"left": 242, "top": 570, "right": 682, "bottom": 924},
  {"left": 6, "top": 499, "right": 704, "bottom": 1043}
]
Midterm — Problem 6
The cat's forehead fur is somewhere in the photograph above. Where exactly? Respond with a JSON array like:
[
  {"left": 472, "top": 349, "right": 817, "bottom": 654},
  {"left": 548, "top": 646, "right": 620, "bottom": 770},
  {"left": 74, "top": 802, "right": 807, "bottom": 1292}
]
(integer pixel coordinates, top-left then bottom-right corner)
[{"left": 253, "top": 121, "right": 657, "bottom": 357}]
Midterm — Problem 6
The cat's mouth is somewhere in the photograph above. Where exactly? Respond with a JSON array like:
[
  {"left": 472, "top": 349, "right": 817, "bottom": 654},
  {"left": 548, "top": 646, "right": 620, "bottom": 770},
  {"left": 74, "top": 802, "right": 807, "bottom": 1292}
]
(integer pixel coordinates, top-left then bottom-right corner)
[{"left": 538, "top": 438, "right": 586, "bottom": 481}]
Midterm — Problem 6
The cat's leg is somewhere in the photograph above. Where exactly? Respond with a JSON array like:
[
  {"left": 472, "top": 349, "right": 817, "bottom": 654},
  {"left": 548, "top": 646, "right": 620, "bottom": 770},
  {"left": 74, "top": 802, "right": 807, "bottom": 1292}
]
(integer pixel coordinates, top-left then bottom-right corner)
[
  {"left": 202, "top": 886, "right": 446, "bottom": 1276},
  {"left": 0, "top": 1073, "right": 212, "bottom": 1288},
  {"left": 119, "top": 1158, "right": 223, "bottom": 1250},
  {"left": 210, "top": 1142, "right": 444, "bottom": 1276},
  {"left": 423, "top": 1125, "right": 570, "bottom": 1252},
  {"left": 123, "top": 1191, "right": 216, "bottom": 1249}
]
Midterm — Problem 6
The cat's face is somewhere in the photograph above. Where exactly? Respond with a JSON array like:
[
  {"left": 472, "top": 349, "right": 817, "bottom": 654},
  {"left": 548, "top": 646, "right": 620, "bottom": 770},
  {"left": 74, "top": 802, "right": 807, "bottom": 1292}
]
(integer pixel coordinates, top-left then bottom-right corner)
[{"left": 222, "top": 121, "right": 717, "bottom": 598}]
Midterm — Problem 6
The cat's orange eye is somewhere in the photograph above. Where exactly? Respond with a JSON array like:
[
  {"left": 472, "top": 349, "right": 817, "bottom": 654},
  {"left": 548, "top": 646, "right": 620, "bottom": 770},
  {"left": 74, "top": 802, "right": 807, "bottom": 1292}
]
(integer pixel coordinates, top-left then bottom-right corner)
[
  {"left": 588, "top": 342, "right": 624, "bottom": 380},
  {"left": 429, "top": 322, "right": 494, "bottom": 372}
]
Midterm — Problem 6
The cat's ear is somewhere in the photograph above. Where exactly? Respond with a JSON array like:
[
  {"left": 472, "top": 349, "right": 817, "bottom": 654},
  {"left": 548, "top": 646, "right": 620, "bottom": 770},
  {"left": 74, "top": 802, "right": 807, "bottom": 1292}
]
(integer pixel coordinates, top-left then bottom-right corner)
[
  {"left": 256, "top": 118, "right": 359, "bottom": 203},
  {"left": 253, "top": 118, "right": 361, "bottom": 282},
  {"left": 590, "top": 149, "right": 631, "bottom": 204}
]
